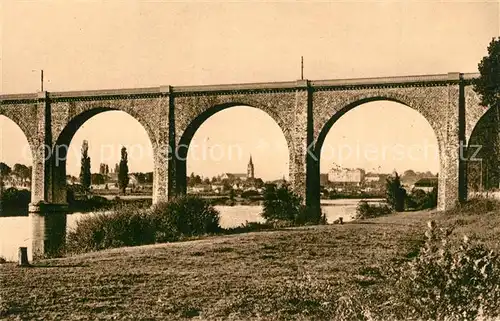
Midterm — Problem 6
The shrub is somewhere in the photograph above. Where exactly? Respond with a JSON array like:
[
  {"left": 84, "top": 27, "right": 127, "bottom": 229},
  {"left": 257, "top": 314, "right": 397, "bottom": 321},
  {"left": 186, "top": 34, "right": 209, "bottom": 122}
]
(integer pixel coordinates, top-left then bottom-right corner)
[
  {"left": 66, "top": 204, "right": 155, "bottom": 253},
  {"left": 261, "top": 184, "right": 323, "bottom": 225},
  {"left": 240, "top": 190, "right": 260, "bottom": 199},
  {"left": 67, "top": 196, "right": 221, "bottom": 253},
  {"left": 386, "top": 173, "right": 406, "bottom": 211},
  {"left": 67, "top": 195, "right": 112, "bottom": 212},
  {"left": 0, "top": 187, "right": 30, "bottom": 210},
  {"left": 222, "top": 221, "right": 274, "bottom": 234},
  {"left": 150, "top": 195, "right": 221, "bottom": 242},
  {"left": 355, "top": 200, "right": 392, "bottom": 220},
  {"left": 391, "top": 221, "right": 500, "bottom": 320},
  {"left": 448, "top": 197, "right": 500, "bottom": 215},
  {"left": 405, "top": 187, "right": 438, "bottom": 211}
]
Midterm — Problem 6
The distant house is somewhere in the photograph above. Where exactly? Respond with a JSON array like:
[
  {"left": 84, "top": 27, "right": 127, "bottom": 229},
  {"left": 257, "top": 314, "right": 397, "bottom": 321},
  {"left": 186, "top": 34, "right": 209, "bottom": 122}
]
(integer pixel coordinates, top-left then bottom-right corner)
[
  {"left": 219, "top": 156, "right": 256, "bottom": 182},
  {"left": 319, "top": 173, "right": 329, "bottom": 186},
  {"left": 211, "top": 183, "right": 224, "bottom": 193},
  {"left": 412, "top": 177, "right": 438, "bottom": 193},
  {"left": 188, "top": 184, "right": 212, "bottom": 193},
  {"left": 220, "top": 173, "right": 248, "bottom": 181},
  {"left": 364, "top": 174, "right": 380, "bottom": 183}
]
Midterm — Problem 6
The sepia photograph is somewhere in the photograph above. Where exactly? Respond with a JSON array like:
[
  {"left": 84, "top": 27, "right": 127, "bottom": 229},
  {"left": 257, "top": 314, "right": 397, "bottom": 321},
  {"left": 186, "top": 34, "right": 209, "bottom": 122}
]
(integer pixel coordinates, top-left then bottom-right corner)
[{"left": 1, "top": 0, "right": 500, "bottom": 319}]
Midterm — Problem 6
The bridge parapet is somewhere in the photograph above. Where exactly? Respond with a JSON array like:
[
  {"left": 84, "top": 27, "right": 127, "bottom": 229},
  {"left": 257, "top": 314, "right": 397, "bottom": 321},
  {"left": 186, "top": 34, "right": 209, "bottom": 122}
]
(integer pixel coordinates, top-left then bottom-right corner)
[{"left": 0, "top": 73, "right": 480, "bottom": 102}]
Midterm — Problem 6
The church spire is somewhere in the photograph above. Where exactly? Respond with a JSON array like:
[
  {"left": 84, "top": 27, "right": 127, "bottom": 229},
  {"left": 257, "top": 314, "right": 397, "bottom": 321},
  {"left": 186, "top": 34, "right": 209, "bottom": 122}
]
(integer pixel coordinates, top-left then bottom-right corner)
[{"left": 247, "top": 154, "right": 255, "bottom": 179}]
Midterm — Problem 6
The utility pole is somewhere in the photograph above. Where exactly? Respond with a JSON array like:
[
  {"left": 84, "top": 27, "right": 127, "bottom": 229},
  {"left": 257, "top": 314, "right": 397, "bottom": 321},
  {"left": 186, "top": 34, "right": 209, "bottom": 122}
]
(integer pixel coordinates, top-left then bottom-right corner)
[
  {"left": 300, "top": 56, "right": 304, "bottom": 80},
  {"left": 32, "top": 69, "right": 44, "bottom": 92}
]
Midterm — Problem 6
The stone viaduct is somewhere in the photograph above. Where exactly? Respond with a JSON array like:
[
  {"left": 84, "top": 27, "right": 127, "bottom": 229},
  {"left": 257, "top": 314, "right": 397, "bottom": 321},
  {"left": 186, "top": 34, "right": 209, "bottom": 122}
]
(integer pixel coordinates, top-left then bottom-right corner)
[{"left": 0, "top": 72, "right": 488, "bottom": 257}]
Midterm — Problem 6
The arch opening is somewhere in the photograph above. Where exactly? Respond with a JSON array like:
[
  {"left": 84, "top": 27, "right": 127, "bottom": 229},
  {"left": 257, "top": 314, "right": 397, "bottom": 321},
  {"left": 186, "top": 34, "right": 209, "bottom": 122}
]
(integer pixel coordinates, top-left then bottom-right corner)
[
  {"left": 467, "top": 106, "right": 500, "bottom": 193},
  {"left": 54, "top": 110, "right": 154, "bottom": 207},
  {"left": 176, "top": 105, "right": 290, "bottom": 225},
  {"left": 0, "top": 115, "right": 33, "bottom": 216},
  {"left": 315, "top": 100, "right": 440, "bottom": 221}
]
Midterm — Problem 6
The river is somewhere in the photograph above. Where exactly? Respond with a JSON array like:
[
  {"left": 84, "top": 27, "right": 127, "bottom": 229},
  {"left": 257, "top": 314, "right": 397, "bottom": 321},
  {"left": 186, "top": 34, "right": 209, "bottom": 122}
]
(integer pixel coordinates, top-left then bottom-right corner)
[{"left": 0, "top": 199, "right": 383, "bottom": 261}]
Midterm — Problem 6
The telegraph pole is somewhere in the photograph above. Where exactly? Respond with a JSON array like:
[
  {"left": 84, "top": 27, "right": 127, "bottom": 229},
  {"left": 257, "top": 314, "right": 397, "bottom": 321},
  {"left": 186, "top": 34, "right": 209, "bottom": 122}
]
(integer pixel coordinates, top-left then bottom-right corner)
[
  {"left": 300, "top": 56, "right": 304, "bottom": 80},
  {"left": 32, "top": 69, "right": 44, "bottom": 92}
]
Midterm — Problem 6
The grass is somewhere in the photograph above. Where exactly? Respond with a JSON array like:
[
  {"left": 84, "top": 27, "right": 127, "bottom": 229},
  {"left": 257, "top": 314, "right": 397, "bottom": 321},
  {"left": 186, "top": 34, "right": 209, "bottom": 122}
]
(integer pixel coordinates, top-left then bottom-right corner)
[{"left": 1, "top": 204, "right": 499, "bottom": 320}]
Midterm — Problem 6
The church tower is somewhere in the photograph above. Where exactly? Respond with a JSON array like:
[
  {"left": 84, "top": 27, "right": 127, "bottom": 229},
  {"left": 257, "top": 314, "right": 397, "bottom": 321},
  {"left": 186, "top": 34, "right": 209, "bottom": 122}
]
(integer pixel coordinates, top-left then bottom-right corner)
[{"left": 247, "top": 155, "right": 255, "bottom": 179}]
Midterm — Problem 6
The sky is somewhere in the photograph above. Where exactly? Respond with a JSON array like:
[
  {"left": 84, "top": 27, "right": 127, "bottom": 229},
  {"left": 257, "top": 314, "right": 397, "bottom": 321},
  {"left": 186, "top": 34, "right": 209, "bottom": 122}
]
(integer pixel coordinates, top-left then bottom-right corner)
[{"left": 1, "top": 1, "right": 499, "bottom": 180}]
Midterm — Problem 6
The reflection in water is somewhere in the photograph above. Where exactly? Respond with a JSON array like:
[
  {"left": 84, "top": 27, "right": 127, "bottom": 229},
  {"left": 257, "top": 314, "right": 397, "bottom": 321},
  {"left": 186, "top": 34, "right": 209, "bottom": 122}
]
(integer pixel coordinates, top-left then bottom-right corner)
[{"left": 0, "top": 199, "right": 382, "bottom": 261}]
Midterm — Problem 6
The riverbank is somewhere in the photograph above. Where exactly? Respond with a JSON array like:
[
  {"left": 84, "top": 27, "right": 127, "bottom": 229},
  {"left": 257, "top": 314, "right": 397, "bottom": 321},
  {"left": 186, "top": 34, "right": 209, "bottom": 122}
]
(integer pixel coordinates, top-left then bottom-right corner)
[
  {"left": 2, "top": 206, "right": 498, "bottom": 320},
  {"left": 0, "top": 199, "right": 365, "bottom": 261},
  {"left": 0, "top": 192, "right": 384, "bottom": 217}
]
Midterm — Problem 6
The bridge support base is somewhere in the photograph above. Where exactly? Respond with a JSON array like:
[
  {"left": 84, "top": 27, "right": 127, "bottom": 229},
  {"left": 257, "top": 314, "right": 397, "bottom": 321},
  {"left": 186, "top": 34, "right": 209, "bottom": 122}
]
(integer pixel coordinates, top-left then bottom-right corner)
[
  {"left": 28, "top": 202, "right": 68, "bottom": 213},
  {"left": 29, "top": 205, "right": 68, "bottom": 260}
]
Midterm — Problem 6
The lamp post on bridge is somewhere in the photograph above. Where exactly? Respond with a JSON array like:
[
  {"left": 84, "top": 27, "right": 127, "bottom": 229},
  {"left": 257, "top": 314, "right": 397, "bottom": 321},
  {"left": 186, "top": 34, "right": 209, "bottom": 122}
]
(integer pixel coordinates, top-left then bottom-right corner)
[{"left": 31, "top": 69, "right": 44, "bottom": 92}]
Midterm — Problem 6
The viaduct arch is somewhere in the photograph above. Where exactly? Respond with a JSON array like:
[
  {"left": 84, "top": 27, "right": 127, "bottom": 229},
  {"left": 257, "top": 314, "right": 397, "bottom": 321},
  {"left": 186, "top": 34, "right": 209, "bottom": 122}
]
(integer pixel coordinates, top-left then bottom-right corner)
[
  {"left": 0, "top": 72, "right": 488, "bottom": 257},
  {"left": 174, "top": 102, "right": 293, "bottom": 196}
]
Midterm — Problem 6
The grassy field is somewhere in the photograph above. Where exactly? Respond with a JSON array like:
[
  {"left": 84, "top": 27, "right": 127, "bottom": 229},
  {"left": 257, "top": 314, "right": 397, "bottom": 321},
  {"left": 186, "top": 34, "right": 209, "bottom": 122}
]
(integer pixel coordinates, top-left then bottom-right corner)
[{"left": 1, "top": 207, "right": 500, "bottom": 320}]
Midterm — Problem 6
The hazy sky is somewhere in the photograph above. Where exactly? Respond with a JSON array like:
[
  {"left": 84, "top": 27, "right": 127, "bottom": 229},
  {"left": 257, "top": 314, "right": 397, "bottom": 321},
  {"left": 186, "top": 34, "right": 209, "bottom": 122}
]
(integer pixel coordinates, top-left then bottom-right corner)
[{"left": 1, "top": 1, "right": 499, "bottom": 180}]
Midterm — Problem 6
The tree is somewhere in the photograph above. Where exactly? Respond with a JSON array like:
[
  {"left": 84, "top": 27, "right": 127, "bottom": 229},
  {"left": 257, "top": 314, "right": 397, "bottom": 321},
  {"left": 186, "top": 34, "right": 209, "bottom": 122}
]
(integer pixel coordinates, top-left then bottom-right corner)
[
  {"left": 0, "top": 163, "right": 11, "bottom": 192},
  {"left": 261, "top": 183, "right": 310, "bottom": 223},
  {"left": 0, "top": 163, "right": 12, "bottom": 177},
  {"left": 203, "top": 177, "right": 210, "bottom": 185},
  {"left": 229, "top": 187, "right": 236, "bottom": 201},
  {"left": 79, "top": 140, "right": 91, "bottom": 190},
  {"left": 13, "top": 164, "right": 30, "bottom": 185},
  {"left": 386, "top": 172, "right": 406, "bottom": 212},
  {"left": 222, "top": 180, "right": 232, "bottom": 192},
  {"left": 402, "top": 170, "right": 417, "bottom": 179},
  {"left": 188, "top": 172, "right": 195, "bottom": 187},
  {"left": 474, "top": 38, "right": 500, "bottom": 189},
  {"left": 145, "top": 172, "right": 153, "bottom": 183},
  {"left": 475, "top": 37, "right": 500, "bottom": 110},
  {"left": 91, "top": 173, "right": 105, "bottom": 185},
  {"left": 118, "top": 147, "right": 129, "bottom": 194}
]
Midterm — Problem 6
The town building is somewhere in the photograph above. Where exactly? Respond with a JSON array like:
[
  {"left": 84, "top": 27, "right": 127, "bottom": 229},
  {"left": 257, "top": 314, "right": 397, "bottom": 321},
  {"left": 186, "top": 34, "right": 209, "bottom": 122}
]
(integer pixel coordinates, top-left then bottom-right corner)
[
  {"left": 327, "top": 167, "right": 365, "bottom": 185},
  {"left": 247, "top": 155, "right": 254, "bottom": 179},
  {"left": 220, "top": 156, "right": 255, "bottom": 182},
  {"left": 220, "top": 173, "right": 248, "bottom": 181},
  {"left": 364, "top": 174, "right": 380, "bottom": 183}
]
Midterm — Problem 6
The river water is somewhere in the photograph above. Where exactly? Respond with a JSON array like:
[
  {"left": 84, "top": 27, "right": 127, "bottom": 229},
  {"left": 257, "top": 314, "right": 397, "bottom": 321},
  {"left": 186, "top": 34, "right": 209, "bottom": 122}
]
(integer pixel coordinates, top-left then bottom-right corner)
[{"left": 0, "top": 199, "right": 382, "bottom": 261}]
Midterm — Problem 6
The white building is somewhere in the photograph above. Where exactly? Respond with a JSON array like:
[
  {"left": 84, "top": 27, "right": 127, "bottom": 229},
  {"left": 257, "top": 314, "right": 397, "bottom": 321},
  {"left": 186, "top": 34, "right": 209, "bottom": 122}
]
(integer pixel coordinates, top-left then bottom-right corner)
[{"left": 328, "top": 167, "right": 365, "bottom": 185}]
